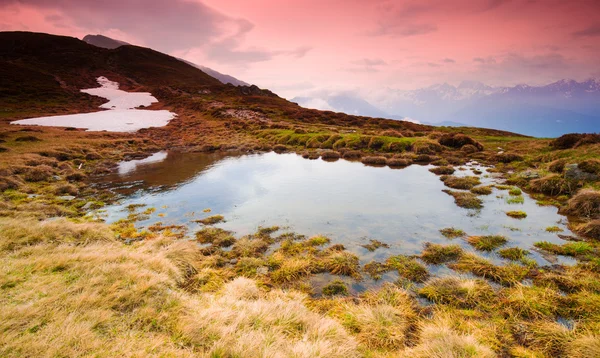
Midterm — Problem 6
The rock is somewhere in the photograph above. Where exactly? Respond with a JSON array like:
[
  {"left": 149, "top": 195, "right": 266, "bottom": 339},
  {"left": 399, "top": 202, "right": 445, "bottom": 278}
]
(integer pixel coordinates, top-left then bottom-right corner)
[
  {"left": 256, "top": 266, "right": 268, "bottom": 275},
  {"left": 57, "top": 195, "right": 76, "bottom": 201},
  {"left": 565, "top": 164, "right": 599, "bottom": 181},
  {"left": 229, "top": 259, "right": 238, "bottom": 265},
  {"left": 81, "top": 202, "right": 93, "bottom": 210},
  {"left": 519, "top": 170, "right": 540, "bottom": 179}
]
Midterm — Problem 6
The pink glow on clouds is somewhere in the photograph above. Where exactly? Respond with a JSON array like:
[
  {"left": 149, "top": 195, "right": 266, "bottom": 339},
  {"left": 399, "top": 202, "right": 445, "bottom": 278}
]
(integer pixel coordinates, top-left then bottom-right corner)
[{"left": 1, "top": 0, "right": 599, "bottom": 99}]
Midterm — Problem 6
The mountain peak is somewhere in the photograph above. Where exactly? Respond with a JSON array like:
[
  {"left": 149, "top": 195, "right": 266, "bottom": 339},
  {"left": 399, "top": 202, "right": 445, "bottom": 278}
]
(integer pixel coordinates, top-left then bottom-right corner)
[{"left": 82, "top": 34, "right": 129, "bottom": 49}]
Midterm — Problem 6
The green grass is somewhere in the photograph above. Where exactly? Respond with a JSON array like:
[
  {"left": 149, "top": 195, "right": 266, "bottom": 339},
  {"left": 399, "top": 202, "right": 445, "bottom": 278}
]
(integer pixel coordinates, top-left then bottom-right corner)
[
  {"left": 420, "top": 243, "right": 463, "bottom": 264},
  {"left": 506, "top": 211, "right": 527, "bottom": 219},
  {"left": 467, "top": 235, "right": 508, "bottom": 251},
  {"left": 534, "top": 241, "right": 593, "bottom": 257},
  {"left": 545, "top": 226, "right": 564, "bottom": 233},
  {"left": 385, "top": 255, "right": 429, "bottom": 282},
  {"left": 505, "top": 195, "right": 525, "bottom": 204},
  {"left": 439, "top": 227, "right": 466, "bottom": 238}
]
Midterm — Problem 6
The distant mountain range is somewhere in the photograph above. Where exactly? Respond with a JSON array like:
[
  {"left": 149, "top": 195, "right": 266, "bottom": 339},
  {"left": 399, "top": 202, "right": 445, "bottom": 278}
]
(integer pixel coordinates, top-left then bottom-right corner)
[
  {"left": 295, "top": 80, "right": 600, "bottom": 137},
  {"left": 83, "top": 34, "right": 248, "bottom": 86}
]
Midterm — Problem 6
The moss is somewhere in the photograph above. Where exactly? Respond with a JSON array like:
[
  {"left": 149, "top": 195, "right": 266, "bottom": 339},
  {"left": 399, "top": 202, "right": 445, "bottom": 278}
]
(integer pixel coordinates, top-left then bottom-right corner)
[
  {"left": 440, "top": 227, "right": 466, "bottom": 238},
  {"left": 419, "top": 277, "right": 494, "bottom": 308},
  {"left": 195, "top": 214, "right": 225, "bottom": 225},
  {"left": 385, "top": 255, "right": 429, "bottom": 282},
  {"left": 322, "top": 279, "right": 349, "bottom": 296},
  {"left": 467, "top": 235, "right": 508, "bottom": 251},
  {"left": 470, "top": 186, "right": 493, "bottom": 195},
  {"left": 360, "top": 239, "right": 390, "bottom": 252},
  {"left": 443, "top": 190, "right": 483, "bottom": 209},
  {"left": 506, "top": 211, "right": 527, "bottom": 219},
  {"left": 420, "top": 243, "right": 463, "bottom": 264},
  {"left": 441, "top": 175, "right": 481, "bottom": 190}
]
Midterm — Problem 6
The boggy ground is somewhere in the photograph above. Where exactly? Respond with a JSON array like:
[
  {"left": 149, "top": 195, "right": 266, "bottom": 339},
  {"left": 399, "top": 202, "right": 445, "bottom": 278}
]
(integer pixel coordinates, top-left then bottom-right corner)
[
  {"left": 2, "top": 53, "right": 600, "bottom": 357},
  {"left": 1, "top": 122, "right": 600, "bottom": 357}
]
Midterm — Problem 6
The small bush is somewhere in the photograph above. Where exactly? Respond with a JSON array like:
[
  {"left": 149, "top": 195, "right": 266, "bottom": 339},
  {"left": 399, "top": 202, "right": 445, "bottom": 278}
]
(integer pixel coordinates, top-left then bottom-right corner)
[{"left": 387, "top": 158, "right": 410, "bottom": 167}]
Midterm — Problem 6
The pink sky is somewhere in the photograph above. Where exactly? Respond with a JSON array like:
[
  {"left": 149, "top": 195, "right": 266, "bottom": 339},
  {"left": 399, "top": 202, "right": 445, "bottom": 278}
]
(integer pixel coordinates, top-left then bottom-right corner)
[{"left": 1, "top": 0, "right": 599, "bottom": 99}]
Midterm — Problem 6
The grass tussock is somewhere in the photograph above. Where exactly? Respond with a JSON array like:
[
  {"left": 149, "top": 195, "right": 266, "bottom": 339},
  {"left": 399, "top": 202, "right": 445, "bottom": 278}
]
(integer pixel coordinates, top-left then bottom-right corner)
[
  {"left": 561, "top": 189, "right": 600, "bottom": 219},
  {"left": 470, "top": 185, "right": 493, "bottom": 195},
  {"left": 195, "top": 227, "right": 236, "bottom": 247},
  {"left": 506, "top": 210, "right": 527, "bottom": 219},
  {"left": 429, "top": 166, "right": 455, "bottom": 175},
  {"left": 467, "top": 235, "right": 508, "bottom": 251},
  {"left": 195, "top": 214, "right": 225, "bottom": 225},
  {"left": 420, "top": 243, "right": 463, "bottom": 264},
  {"left": 361, "top": 156, "right": 387, "bottom": 166},
  {"left": 440, "top": 227, "right": 466, "bottom": 238},
  {"left": 575, "top": 219, "right": 600, "bottom": 240},
  {"left": 360, "top": 239, "right": 390, "bottom": 252},
  {"left": 498, "top": 247, "right": 530, "bottom": 261},
  {"left": 386, "top": 255, "right": 429, "bottom": 282},
  {"left": 441, "top": 175, "right": 481, "bottom": 190},
  {"left": 419, "top": 277, "right": 495, "bottom": 308},
  {"left": 322, "top": 279, "right": 349, "bottom": 296},
  {"left": 443, "top": 190, "right": 483, "bottom": 209},
  {"left": 529, "top": 174, "right": 573, "bottom": 196},
  {"left": 449, "top": 253, "right": 529, "bottom": 286},
  {"left": 534, "top": 241, "right": 593, "bottom": 257},
  {"left": 325, "top": 251, "right": 361, "bottom": 278}
]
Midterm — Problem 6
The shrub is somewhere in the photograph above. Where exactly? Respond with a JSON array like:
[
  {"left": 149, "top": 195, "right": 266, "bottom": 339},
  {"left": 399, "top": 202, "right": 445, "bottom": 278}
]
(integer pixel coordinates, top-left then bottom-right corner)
[{"left": 461, "top": 144, "right": 479, "bottom": 154}]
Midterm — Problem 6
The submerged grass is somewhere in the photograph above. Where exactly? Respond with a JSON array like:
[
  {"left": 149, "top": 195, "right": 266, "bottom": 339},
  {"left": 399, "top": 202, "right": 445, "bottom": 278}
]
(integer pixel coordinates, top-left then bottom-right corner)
[{"left": 439, "top": 227, "right": 466, "bottom": 238}]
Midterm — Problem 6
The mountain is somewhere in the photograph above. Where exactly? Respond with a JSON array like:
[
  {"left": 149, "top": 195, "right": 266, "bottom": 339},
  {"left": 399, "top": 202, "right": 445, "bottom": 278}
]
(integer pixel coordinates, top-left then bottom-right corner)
[
  {"left": 291, "top": 93, "right": 391, "bottom": 118},
  {"left": 83, "top": 33, "right": 248, "bottom": 86},
  {"left": 82, "top": 34, "right": 129, "bottom": 49}
]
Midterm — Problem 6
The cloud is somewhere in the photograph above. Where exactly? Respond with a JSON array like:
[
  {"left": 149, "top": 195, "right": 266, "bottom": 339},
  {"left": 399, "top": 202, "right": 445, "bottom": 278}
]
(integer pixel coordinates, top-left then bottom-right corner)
[
  {"left": 287, "top": 46, "right": 313, "bottom": 59},
  {"left": 572, "top": 24, "right": 600, "bottom": 37},
  {"left": 442, "top": 58, "right": 456, "bottom": 63},
  {"left": 346, "top": 58, "right": 388, "bottom": 73},
  {"left": 370, "top": 22, "right": 438, "bottom": 37}
]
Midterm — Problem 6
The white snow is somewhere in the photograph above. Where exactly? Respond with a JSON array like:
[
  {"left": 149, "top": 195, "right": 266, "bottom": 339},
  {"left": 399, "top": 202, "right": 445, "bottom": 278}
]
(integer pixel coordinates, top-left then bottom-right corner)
[
  {"left": 117, "top": 151, "right": 168, "bottom": 174},
  {"left": 11, "top": 76, "right": 175, "bottom": 132}
]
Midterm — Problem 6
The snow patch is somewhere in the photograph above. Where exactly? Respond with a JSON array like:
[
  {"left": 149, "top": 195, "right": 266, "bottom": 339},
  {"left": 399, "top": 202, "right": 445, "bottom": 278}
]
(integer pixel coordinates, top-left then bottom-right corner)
[{"left": 11, "top": 76, "right": 175, "bottom": 132}]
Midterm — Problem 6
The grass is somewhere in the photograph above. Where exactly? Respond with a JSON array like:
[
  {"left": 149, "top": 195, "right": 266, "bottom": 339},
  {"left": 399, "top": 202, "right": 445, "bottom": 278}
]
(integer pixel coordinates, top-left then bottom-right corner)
[
  {"left": 322, "top": 279, "right": 349, "bottom": 296},
  {"left": 386, "top": 255, "right": 429, "bottom": 282},
  {"left": 441, "top": 175, "right": 481, "bottom": 190},
  {"left": 470, "top": 185, "right": 493, "bottom": 195},
  {"left": 449, "top": 253, "right": 529, "bottom": 286},
  {"left": 443, "top": 190, "right": 483, "bottom": 209},
  {"left": 509, "top": 187, "right": 522, "bottom": 196},
  {"left": 363, "top": 261, "right": 390, "bottom": 280},
  {"left": 467, "top": 235, "right": 508, "bottom": 251},
  {"left": 498, "top": 247, "right": 530, "bottom": 261},
  {"left": 195, "top": 214, "right": 225, "bottom": 225},
  {"left": 418, "top": 277, "right": 495, "bottom": 308},
  {"left": 506, "top": 210, "right": 527, "bottom": 219},
  {"left": 429, "top": 166, "right": 455, "bottom": 175},
  {"left": 545, "top": 226, "right": 564, "bottom": 233},
  {"left": 440, "top": 227, "right": 466, "bottom": 238},
  {"left": 420, "top": 243, "right": 463, "bottom": 264},
  {"left": 506, "top": 195, "right": 525, "bottom": 204},
  {"left": 325, "top": 251, "right": 361, "bottom": 278},
  {"left": 195, "top": 227, "right": 236, "bottom": 247},
  {"left": 360, "top": 239, "right": 390, "bottom": 251},
  {"left": 534, "top": 241, "right": 593, "bottom": 257}
]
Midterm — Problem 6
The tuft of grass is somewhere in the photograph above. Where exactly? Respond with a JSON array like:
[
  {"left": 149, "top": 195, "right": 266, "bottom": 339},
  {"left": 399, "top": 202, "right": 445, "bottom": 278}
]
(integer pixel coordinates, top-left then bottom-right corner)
[
  {"left": 306, "top": 235, "right": 331, "bottom": 246},
  {"left": 440, "top": 227, "right": 466, "bottom": 238},
  {"left": 322, "top": 279, "right": 349, "bottom": 296},
  {"left": 429, "top": 166, "right": 455, "bottom": 175},
  {"left": 361, "top": 156, "right": 387, "bottom": 166},
  {"left": 195, "top": 214, "right": 225, "bottom": 225},
  {"left": 363, "top": 261, "right": 390, "bottom": 280},
  {"left": 509, "top": 187, "right": 522, "bottom": 196},
  {"left": 325, "top": 251, "right": 361, "bottom": 278},
  {"left": 196, "top": 227, "right": 236, "bottom": 247},
  {"left": 534, "top": 241, "right": 593, "bottom": 257},
  {"left": 449, "top": 253, "right": 529, "bottom": 286},
  {"left": 467, "top": 235, "right": 508, "bottom": 251},
  {"left": 545, "top": 226, "right": 563, "bottom": 233},
  {"left": 419, "top": 277, "right": 495, "bottom": 308},
  {"left": 470, "top": 185, "right": 493, "bottom": 195},
  {"left": 500, "top": 284, "right": 563, "bottom": 319},
  {"left": 443, "top": 190, "right": 483, "bottom": 209},
  {"left": 498, "top": 247, "right": 530, "bottom": 261},
  {"left": 385, "top": 255, "right": 429, "bottom": 282},
  {"left": 441, "top": 175, "right": 481, "bottom": 190},
  {"left": 270, "top": 257, "right": 314, "bottom": 283},
  {"left": 506, "top": 195, "right": 525, "bottom": 204},
  {"left": 420, "top": 243, "right": 463, "bottom": 264},
  {"left": 506, "top": 210, "right": 527, "bottom": 219},
  {"left": 360, "top": 239, "right": 390, "bottom": 252}
]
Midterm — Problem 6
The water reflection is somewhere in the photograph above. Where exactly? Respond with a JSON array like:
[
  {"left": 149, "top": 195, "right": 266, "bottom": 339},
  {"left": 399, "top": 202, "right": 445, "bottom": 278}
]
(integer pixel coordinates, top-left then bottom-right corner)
[{"left": 98, "top": 151, "right": 577, "bottom": 267}]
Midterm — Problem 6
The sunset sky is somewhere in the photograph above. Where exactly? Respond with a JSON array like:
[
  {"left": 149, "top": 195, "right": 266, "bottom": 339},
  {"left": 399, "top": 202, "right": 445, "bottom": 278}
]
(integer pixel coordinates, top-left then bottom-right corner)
[{"left": 1, "top": 0, "right": 599, "bottom": 100}]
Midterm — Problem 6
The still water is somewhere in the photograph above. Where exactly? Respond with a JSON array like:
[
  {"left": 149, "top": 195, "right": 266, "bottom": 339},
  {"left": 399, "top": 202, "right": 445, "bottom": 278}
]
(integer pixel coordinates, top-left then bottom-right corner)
[{"left": 95, "top": 151, "right": 576, "bottom": 268}]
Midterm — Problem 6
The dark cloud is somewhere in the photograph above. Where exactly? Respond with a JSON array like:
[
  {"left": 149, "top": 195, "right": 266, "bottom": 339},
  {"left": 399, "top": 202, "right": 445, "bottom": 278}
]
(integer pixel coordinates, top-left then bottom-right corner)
[
  {"left": 572, "top": 24, "right": 600, "bottom": 37},
  {"left": 442, "top": 58, "right": 456, "bottom": 63}
]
